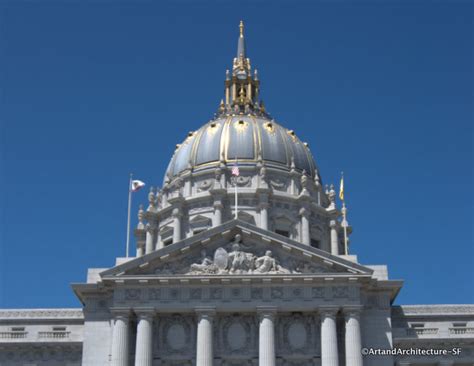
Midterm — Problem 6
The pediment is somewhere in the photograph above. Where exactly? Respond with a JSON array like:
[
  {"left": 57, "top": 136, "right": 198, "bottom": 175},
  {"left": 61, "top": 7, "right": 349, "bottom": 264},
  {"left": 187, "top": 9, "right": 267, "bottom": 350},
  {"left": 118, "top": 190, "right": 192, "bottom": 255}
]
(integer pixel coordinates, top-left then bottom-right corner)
[{"left": 101, "top": 220, "right": 373, "bottom": 279}]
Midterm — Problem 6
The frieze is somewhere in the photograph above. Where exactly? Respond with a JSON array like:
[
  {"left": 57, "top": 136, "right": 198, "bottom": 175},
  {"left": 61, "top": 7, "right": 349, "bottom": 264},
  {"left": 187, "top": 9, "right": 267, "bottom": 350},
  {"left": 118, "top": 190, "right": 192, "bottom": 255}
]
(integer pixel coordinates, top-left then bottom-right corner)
[
  {"left": 149, "top": 289, "right": 161, "bottom": 300},
  {"left": 0, "top": 309, "right": 83, "bottom": 319},
  {"left": 333, "top": 286, "right": 349, "bottom": 298},
  {"left": 392, "top": 305, "right": 474, "bottom": 316},
  {"left": 197, "top": 179, "right": 213, "bottom": 192},
  {"left": 190, "top": 288, "right": 202, "bottom": 300},
  {"left": 269, "top": 178, "right": 288, "bottom": 191},
  {"left": 231, "top": 175, "right": 252, "bottom": 187},
  {"left": 122, "top": 285, "right": 353, "bottom": 303},
  {"left": 125, "top": 289, "right": 141, "bottom": 300},
  {"left": 251, "top": 288, "right": 263, "bottom": 300},
  {"left": 211, "top": 288, "right": 223, "bottom": 300},
  {"left": 312, "top": 287, "right": 324, "bottom": 298},
  {"left": 271, "top": 287, "right": 284, "bottom": 299}
]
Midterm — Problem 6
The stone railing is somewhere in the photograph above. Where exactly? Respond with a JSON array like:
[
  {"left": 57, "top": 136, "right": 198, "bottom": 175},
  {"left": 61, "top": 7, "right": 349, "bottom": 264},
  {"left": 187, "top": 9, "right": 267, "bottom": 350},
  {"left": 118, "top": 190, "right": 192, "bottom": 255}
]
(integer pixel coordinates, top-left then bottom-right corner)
[
  {"left": 406, "top": 327, "right": 438, "bottom": 336},
  {"left": 449, "top": 327, "right": 474, "bottom": 335},
  {"left": 0, "top": 331, "right": 28, "bottom": 339},
  {"left": 38, "top": 331, "right": 71, "bottom": 339}
]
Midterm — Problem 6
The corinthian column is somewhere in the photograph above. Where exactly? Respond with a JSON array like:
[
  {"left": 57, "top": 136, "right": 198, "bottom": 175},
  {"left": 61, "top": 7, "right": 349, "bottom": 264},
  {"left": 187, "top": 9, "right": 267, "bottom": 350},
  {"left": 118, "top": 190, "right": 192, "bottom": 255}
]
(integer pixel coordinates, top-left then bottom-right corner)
[
  {"left": 134, "top": 311, "right": 154, "bottom": 366},
  {"left": 320, "top": 309, "right": 339, "bottom": 366},
  {"left": 172, "top": 208, "right": 181, "bottom": 243},
  {"left": 258, "top": 308, "right": 276, "bottom": 366},
  {"left": 300, "top": 207, "right": 310, "bottom": 245},
  {"left": 260, "top": 202, "right": 269, "bottom": 230},
  {"left": 344, "top": 309, "right": 363, "bottom": 366},
  {"left": 213, "top": 201, "right": 223, "bottom": 226},
  {"left": 145, "top": 223, "right": 155, "bottom": 255},
  {"left": 330, "top": 220, "right": 339, "bottom": 255},
  {"left": 110, "top": 312, "right": 130, "bottom": 366},
  {"left": 196, "top": 308, "right": 215, "bottom": 366}
]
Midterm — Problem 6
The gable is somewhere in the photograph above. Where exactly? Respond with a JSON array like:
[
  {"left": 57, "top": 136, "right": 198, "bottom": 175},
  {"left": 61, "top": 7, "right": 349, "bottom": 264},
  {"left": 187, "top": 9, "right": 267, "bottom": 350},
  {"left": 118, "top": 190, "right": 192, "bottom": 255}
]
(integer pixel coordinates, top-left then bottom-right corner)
[{"left": 100, "top": 220, "right": 373, "bottom": 279}]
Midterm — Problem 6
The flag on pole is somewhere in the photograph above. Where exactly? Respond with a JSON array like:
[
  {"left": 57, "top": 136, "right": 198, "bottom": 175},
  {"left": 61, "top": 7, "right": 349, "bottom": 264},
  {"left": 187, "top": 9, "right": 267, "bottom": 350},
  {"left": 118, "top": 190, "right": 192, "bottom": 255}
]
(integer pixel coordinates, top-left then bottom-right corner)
[
  {"left": 131, "top": 179, "right": 146, "bottom": 192},
  {"left": 231, "top": 163, "right": 240, "bottom": 176},
  {"left": 339, "top": 174, "right": 344, "bottom": 201}
]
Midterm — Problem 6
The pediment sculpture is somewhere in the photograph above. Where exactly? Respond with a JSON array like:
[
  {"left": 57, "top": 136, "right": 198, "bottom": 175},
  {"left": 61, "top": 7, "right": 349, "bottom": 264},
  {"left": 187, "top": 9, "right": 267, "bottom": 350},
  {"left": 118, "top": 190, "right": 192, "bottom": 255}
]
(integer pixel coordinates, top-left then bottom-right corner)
[
  {"left": 187, "top": 234, "right": 291, "bottom": 275},
  {"left": 151, "top": 234, "right": 338, "bottom": 276}
]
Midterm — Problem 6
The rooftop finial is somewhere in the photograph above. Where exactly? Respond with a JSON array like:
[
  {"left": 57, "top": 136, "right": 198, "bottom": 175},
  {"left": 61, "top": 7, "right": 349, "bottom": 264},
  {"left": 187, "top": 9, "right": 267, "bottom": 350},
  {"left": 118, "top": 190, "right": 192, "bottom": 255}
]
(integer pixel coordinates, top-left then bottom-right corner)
[{"left": 236, "top": 21, "right": 246, "bottom": 59}]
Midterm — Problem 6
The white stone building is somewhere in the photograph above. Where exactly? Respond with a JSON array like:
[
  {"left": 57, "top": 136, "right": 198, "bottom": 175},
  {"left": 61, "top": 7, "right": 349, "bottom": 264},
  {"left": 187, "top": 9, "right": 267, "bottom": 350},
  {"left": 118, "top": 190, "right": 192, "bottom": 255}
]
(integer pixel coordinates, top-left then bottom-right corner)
[{"left": 1, "top": 22, "right": 473, "bottom": 366}]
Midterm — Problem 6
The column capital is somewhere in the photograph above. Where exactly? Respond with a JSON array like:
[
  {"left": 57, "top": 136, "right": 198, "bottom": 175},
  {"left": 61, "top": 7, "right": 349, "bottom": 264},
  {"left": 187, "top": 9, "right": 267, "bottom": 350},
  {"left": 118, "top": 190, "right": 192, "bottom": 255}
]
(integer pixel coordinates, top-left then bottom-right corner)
[
  {"left": 329, "top": 219, "right": 339, "bottom": 229},
  {"left": 110, "top": 308, "right": 131, "bottom": 320},
  {"left": 172, "top": 207, "right": 182, "bottom": 218},
  {"left": 134, "top": 308, "right": 155, "bottom": 320},
  {"left": 299, "top": 206, "right": 310, "bottom": 217},
  {"left": 342, "top": 306, "right": 363, "bottom": 319},
  {"left": 195, "top": 307, "right": 216, "bottom": 320},
  {"left": 257, "top": 306, "right": 277, "bottom": 320},
  {"left": 145, "top": 223, "right": 157, "bottom": 233},
  {"left": 319, "top": 307, "right": 339, "bottom": 318}
]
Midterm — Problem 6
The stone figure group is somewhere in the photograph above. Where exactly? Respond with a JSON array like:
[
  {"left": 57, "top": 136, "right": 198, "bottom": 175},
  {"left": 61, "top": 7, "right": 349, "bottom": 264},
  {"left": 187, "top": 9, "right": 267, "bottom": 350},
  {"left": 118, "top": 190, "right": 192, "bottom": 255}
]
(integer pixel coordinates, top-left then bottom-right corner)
[{"left": 188, "top": 235, "right": 290, "bottom": 275}]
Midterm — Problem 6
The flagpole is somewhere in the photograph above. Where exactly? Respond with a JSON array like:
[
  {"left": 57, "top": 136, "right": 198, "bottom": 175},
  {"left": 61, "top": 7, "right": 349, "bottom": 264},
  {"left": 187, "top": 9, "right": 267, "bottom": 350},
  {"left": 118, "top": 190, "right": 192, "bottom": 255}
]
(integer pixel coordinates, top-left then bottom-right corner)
[
  {"left": 234, "top": 159, "right": 238, "bottom": 219},
  {"left": 342, "top": 202, "right": 348, "bottom": 255},
  {"left": 340, "top": 171, "right": 348, "bottom": 255},
  {"left": 126, "top": 173, "right": 133, "bottom": 258}
]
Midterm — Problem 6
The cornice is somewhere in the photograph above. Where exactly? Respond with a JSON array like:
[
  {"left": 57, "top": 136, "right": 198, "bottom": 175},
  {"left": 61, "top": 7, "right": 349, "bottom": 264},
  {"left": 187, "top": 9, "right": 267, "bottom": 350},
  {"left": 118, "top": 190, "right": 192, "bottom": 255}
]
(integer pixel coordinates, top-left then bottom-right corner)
[
  {"left": 392, "top": 304, "right": 474, "bottom": 317},
  {"left": 0, "top": 308, "right": 83, "bottom": 320}
]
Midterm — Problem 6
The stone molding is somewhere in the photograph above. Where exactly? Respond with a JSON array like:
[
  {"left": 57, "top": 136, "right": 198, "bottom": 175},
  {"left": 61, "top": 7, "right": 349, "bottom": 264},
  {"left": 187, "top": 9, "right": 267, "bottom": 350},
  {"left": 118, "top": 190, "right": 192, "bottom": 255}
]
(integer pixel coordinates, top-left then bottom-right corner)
[
  {"left": 392, "top": 304, "right": 474, "bottom": 317},
  {"left": 0, "top": 308, "right": 83, "bottom": 319},
  {"left": 195, "top": 307, "right": 217, "bottom": 320},
  {"left": 257, "top": 306, "right": 277, "bottom": 321}
]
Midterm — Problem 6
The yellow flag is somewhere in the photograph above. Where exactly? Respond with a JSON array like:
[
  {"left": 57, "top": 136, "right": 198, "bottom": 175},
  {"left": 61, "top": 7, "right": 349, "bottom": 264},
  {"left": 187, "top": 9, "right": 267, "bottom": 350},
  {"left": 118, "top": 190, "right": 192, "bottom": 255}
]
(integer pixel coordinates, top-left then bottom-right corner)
[{"left": 339, "top": 175, "right": 344, "bottom": 201}]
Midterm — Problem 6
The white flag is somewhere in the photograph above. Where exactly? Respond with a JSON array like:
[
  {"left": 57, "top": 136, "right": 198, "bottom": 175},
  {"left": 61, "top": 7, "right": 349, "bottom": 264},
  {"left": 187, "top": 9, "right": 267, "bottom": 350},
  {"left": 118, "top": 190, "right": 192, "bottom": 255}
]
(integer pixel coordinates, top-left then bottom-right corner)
[{"left": 131, "top": 180, "right": 145, "bottom": 192}]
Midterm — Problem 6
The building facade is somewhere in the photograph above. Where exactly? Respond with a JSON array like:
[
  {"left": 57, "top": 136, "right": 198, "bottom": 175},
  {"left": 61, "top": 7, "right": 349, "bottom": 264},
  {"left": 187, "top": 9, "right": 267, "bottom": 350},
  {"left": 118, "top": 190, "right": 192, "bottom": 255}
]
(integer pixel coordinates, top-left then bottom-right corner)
[{"left": 1, "top": 22, "right": 473, "bottom": 366}]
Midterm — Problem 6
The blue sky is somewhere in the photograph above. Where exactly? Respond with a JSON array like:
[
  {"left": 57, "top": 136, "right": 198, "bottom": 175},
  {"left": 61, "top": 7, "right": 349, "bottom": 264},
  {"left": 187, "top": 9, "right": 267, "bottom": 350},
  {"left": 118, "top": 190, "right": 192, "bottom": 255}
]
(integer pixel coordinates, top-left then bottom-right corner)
[{"left": 0, "top": 1, "right": 472, "bottom": 308}]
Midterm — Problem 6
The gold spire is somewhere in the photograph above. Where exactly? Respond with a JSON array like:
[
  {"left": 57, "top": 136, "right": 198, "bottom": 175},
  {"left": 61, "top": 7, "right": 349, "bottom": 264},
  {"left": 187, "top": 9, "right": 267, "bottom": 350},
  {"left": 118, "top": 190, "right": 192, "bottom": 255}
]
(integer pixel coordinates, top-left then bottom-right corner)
[{"left": 239, "top": 20, "right": 244, "bottom": 37}]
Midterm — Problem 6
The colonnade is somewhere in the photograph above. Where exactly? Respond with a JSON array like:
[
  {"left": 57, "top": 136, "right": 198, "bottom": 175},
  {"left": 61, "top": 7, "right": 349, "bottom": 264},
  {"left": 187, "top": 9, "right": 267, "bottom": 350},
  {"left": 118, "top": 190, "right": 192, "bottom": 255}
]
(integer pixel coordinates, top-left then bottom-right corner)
[{"left": 110, "top": 307, "right": 363, "bottom": 366}]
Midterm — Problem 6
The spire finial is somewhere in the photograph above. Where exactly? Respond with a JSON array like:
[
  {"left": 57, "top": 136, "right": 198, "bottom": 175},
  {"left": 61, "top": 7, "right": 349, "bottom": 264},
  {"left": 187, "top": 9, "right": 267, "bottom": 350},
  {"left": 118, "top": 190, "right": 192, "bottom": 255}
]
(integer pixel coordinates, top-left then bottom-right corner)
[{"left": 236, "top": 21, "right": 247, "bottom": 59}]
